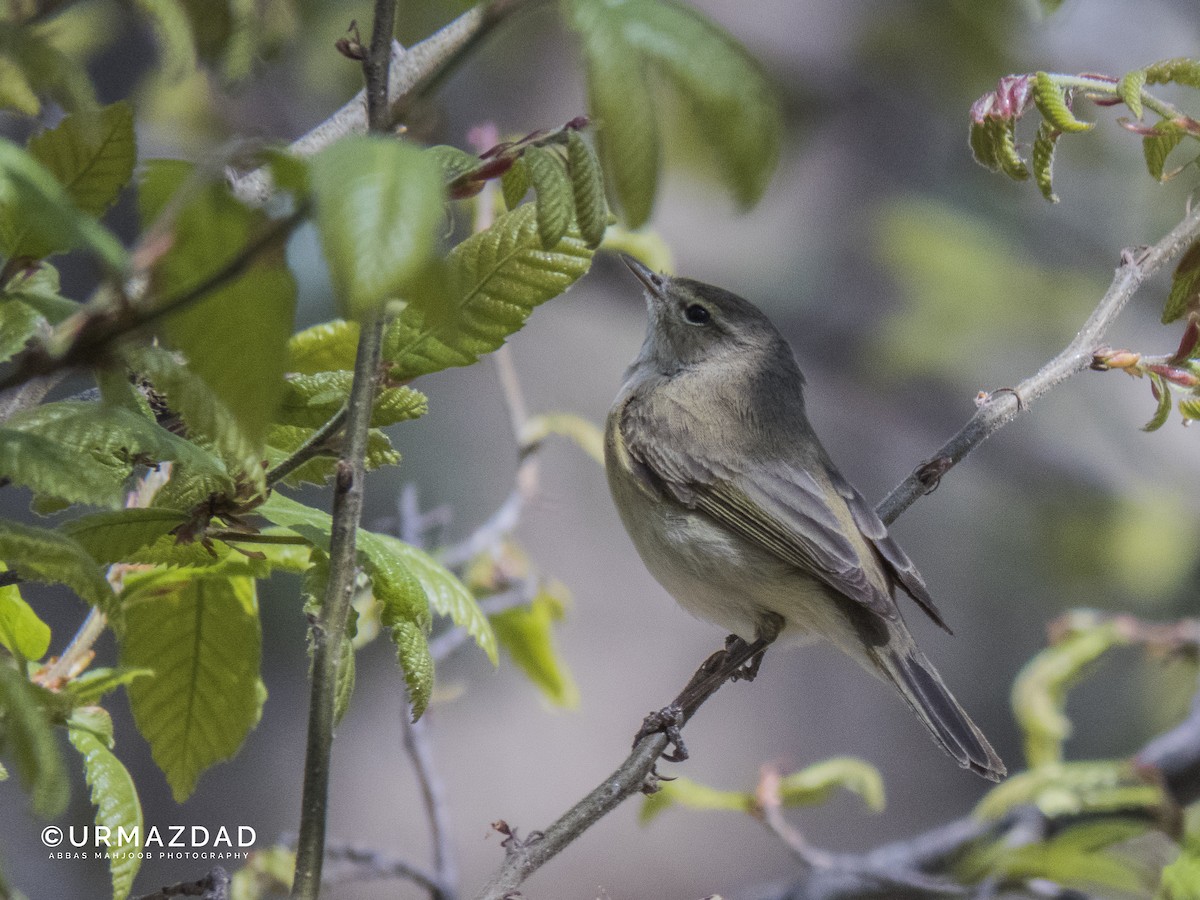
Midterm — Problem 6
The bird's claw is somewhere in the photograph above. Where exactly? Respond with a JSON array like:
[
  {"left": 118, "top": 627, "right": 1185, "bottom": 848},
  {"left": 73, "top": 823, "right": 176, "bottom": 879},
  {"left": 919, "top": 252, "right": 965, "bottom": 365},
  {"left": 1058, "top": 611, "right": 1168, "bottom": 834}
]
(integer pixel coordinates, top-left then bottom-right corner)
[{"left": 635, "top": 704, "right": 687, "bottom": 762}]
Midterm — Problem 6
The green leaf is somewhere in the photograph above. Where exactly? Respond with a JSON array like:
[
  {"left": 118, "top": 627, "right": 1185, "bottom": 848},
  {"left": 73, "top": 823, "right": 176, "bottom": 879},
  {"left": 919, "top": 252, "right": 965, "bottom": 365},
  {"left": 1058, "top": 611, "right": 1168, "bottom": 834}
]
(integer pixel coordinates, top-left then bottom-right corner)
[
  {"left": 27, "top": 101, "right": 136, "bottom": 218},
  {"left": 309, "top": 135, "right": 445, "bottom": 318},
  {"left": 0, "top": 426, "right": 128, "bottom": 508},
  {"left": 333, "top": 635, "right": 355, "bottom": 727},
  {"left": 640, "top": 775, "right": 751, "bottom": 824},
  {"left": 390, "top": 619, "right": 434, "bottom": 720},
  {"left": 68, "top": 711, "right": 143, "bottom": 900},
  {"left": 524, "top": 146, "right": 573, "bottom": 249},
  {"left": 975, "top": 759, "right": 1168, "bottom": 822},
  {"left": 120, "top": 571, "right": 265, "bottom": 801},
  {"left": 64, "top": 668, "right": 154, "bottom": 706},
  {"left": 0, "top": 140, "right": 126, "bottom": 268},
  {"left": 277, "top": 372, "right": 427, "bottom": 429},
  {"left": 1011, "top": 619, "right": 1127, "bottom": 768},
  {"left": 1144, "top": 122, "right": 1187, "bottom": 182},
  {"left": 1117, "top": 69, "right": 1147, "bottom": 119},
  {"left": 383, "top": 203, "right": 593, "bottom": 380},
  {"left": 520, "top": 412, "right": 604, "bottom": 465},
  {"left": 1031, "top": 122, "right": 1060, "bottom": 203},
  {"left": 1159, "top": 831, "right": 1200, "bottom": 900},
  {"left": 1145, "top": 57, "right": 1200, "bottom": 89},
  {"left": 287, "top": 320, "right": 360, "bottom": 374},
  {"left": 1164, "top": 242, "right": 1200, "bottom": 324},
  {"left": 566, "top": 131, "right": 608, "bottom": 248},
  {"left": 0, "top": 665, "right": 68, "bottom": 817},
  {"left": 1032, "top": 72, "right": 1094, "bottom": 133},
  {"left": 777, "top": 757, "right": 885, "bottom": 812},
  {"left": 264, "top": 424, "right": 399, "bottom": 486},
  {"left": 491, "top": 586, "right": 578, "bottom": 707},
  {"left": 426, "top": 144, "right": 480, "bottom": 182},
  {"left": 501, "top": 157, "right": 530, "bottom": 211},
  {"left": 1180, "top": 395, "right": 1200, "bottom": 421},
  {"left": 0, "top": 299, "right": 44, "bottom": 365},
  {"left": 366, "top": 534, "right": 496, "bottom": 664},
  {"left": 0, "top": 520, "right": 113, "bottom": 610},
  {"left": 138, "top": 163, "right": 297, "bottom": 449},
  {"left": 570, "top": 4, "right": 658, "bottom": 227},
  {"left": 132, "top": 0, "right": 199, "bottom": 80},
  {"left": 1144, "top": 373, "right": 1173, "bottom": 432},
  {"left": 0, "top": 25, "right": 97, "bottom": 117},
  {"left": 0, "top": 568, "right": 51, "bottom": 661},
  {"left": 61, "top": 508, "right": 191, "bottom": 563}
]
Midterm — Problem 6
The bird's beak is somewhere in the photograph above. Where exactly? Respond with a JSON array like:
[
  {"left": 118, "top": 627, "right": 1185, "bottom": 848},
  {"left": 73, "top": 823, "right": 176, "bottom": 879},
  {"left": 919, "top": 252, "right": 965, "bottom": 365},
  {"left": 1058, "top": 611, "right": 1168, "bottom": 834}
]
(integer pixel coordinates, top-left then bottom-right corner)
[{"left": 620, "top": 254, "right": 667, "bottom": 301}]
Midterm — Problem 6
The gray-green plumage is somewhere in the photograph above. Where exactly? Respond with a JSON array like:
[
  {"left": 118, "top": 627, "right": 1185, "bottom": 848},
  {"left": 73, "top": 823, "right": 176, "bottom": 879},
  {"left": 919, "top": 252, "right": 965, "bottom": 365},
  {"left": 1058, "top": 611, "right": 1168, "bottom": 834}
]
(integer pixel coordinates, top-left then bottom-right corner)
[{"left": 605, "top": 256, "right": 1005, "bottom": 782}]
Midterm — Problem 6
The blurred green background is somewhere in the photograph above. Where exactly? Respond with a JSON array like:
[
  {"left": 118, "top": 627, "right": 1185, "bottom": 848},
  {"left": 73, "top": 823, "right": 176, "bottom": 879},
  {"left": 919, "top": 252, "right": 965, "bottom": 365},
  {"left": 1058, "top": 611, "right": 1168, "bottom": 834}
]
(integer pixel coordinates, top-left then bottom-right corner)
[{"left": 3, "top": 0, "right": 1200, "bottom": 897}]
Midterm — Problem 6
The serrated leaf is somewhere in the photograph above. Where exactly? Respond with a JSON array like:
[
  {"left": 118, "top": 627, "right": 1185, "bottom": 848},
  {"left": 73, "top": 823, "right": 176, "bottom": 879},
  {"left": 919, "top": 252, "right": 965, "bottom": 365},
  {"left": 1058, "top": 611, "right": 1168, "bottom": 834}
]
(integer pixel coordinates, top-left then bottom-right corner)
[
  {"left": 1032, "top": 122, "right": 1060, "bottom": 202},
  {"left": 27, "top": 101, "right": 136, "bottom": 218},
  {"left": 278, "top": 372, "right": 427, "bottom": 429},
  {"left": 0, "top": 665, "right": 68, "bottom": 817},
  {"left": 0, "top": 520, "right": 113, "bottom": 610},
  {"left": 571, "top": 6, "right": 658, "bottom": 227},
  {"left": 778, "top": 758, "right": 886, "bottom": 812},
  {"left": 1144, "top": 373, "right": 1173, "bottom": 432},
  {"left": 1164, "top": 242, "right": 1200, "bottom": 324},
  {"left": 120, "top": 570, "right": 264, "bottom": 801},
  {"left": 1145, "top": 58, "right": 1200, "bottom": 89},
  {"left": 997, "top": 118, "right": 1029, "bottom": 180},
  {"left": 138, "top": 163, "right": 296, "bottom": 449},
  {"left": 969, "top": 118, "right": 1005, "bottom": 172},
  {"left": 566, "top": 131, "right": 608, "bottom": 247},
  {"left": 367, "top": 534, "right": 496, "bottom": 664},
  {"left": 524, "top": 146, "right": 573, "bottom": 249},
  {"left": 390, "top": 619, "right": 433, "bottom": 720},
  {"left": 1032, "top": 72, "right": 1093, "bottom": 133},
  {"left": 0, "top": 568, "right": 50, "bottom": 661},
  {"left": 501, "top": 157, "right": 530, "bottom": 210},
  {"left": 491, "top": 587, "right": 577, "bottom": 707},
  {"left": 310, "top": 135, "right": 445, "bottom": 318},
  {"left": 1117, "top": 69, "right": 1147, "bottom": 119},
  {"left": 264, "top": 425, "right": 399, "bottom": 487},
  {"left": 1144, "top": 122, "right": 1187, "bottom": 182},
  {"left": 67, "top": 713, "right": 143, "bottom": 900},
  {"left": 0, "top": 427, "right": 128, "bottom": 508},
  {"left": 1011, "top": 620, "right": 1126, "bottom": 767},
  {"left": 64, "top": 668, "right": 154, "bottom": 706},
  {"left": 287, "top": 320, "right": 361, "bottom": 374},
  {"left": 0, "top": 141, "right": 125, "bottom": 268},
  {"left": 383, "top": 203, "right": 593, "bottom": 379},
  {"left": 61, "top": 508, "right": 191, "bottom": 563},
  {"left": 0, "top": 299, "right": 44, "bottom": 364}
]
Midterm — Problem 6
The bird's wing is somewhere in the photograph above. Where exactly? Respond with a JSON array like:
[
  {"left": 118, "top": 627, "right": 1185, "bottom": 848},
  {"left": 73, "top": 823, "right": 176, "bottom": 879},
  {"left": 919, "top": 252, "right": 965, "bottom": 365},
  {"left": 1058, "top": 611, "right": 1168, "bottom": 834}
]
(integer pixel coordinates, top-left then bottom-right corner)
[
  {"left": 827, "top": 469, "right": 950, "bottom": 633},
  {"left": 622, "top": 422, "right": 900, "bottom": 624}
]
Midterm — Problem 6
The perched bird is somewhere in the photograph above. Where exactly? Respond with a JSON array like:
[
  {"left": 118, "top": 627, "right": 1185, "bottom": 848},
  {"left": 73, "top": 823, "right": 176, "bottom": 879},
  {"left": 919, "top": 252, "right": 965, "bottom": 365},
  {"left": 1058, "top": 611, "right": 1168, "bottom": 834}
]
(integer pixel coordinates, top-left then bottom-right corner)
[{"left": 604, "top": 256, "right": 1005, "bottom": 781}]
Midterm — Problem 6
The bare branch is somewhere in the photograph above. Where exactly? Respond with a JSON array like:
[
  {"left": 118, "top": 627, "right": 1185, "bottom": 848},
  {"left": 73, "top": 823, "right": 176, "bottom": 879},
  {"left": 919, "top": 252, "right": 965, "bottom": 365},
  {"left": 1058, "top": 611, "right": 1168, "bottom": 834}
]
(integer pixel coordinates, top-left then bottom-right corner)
[{"left": 402, "top": 713, "right": 459, "bottom": 900}]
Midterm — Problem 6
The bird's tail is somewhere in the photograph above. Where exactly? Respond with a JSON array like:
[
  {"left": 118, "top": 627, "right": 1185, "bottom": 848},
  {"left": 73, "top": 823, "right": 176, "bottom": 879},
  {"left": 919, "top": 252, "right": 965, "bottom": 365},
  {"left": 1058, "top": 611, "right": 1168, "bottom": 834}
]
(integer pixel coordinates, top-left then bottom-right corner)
[{"left": 870, "top": 637, "right": 1006, "bottom": 782}]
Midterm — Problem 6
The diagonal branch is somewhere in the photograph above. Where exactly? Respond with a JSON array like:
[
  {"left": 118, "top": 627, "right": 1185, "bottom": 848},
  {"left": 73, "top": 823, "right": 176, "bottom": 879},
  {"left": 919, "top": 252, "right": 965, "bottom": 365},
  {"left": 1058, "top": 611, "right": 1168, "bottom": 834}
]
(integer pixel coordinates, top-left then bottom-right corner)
[{"left": 469, "top": 205, "right": 1200, "bottom": 899}]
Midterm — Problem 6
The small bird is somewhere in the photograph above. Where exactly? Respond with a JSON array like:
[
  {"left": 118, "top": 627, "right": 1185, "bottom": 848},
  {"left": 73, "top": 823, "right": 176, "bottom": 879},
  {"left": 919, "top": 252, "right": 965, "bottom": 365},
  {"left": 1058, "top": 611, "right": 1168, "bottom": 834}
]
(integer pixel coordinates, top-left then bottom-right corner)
[{"left": 604, "top": 256, "right": 1005, "bottom": 782}]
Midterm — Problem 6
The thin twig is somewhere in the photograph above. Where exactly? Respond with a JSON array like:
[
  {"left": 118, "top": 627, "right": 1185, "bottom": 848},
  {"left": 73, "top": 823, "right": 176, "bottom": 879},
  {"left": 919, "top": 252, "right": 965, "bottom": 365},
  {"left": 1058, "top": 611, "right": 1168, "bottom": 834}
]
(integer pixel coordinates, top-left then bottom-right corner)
[
  {"left": 876, "top": 205, "right": 1200, "bottom": 525},
  {"left": 291, "top": 6, "right": 397, "bottom": 893},
  {"left": 402, "top": 714, "right": 459, "bottom": 900},
  {"left": 428, "top": 585, "right": 537, "bottom": 662},
  {"left": 322, "top": 842, "right": 445, "bottom": 894},
  {"left": 265, "top": 406, "right": 348, "bottom": 486}
]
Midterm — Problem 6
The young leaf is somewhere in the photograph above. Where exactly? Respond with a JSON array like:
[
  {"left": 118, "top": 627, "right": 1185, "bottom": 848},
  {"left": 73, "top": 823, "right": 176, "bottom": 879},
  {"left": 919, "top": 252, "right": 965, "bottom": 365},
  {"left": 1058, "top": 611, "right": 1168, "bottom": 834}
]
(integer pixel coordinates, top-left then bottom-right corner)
[
  {"left": 61, "top": 508, "right": 191, "bottom": 564},
  {"left": 1144, "top": 373, "right": 1173, "bottom": 432},
  {"left": 426, "top": 144, "right": 480, "bottom": 183},
  {"left": 566, "top": 131, "right": 608, "bottom": 247},
  {"left": 64, "top": 668, "right": 154, "bottom": 706},
  {"left": 520, "top": 412, "right": 605, "bottom": 465},
  {"left": 501, "top": 157, "right": 530, "bottom": 211},
  {"left": 0, "top": 25, "right": 97, "bottom": 116},
  {"left": 524, "top": 146, "right": 573, "bottom": 249},
  {"left": 1031, "top": 122, "right": 1060, "bottom": 202},
  {"left": 277, "top": 372, "right": 427, "bottom": 428},
  {"left": 1164, "top": 242, "right": 1200, "bottom": 324},
  {"left": 1032, "top": 72, "right": 1094, "bottom": 133},
  {"left": 0, "top": 521, "right": 113, "bottom": 611},
  {"left": 0, "top": 299, "right": 44, "bottom": 365},
  {"left": 287, "top": 319, "right": 361, "bottom": 374},
  {"left": 0, "top": 569, "right": 51, "bottom": 661},
  {"left": 1144, "top": 121, "right": 1187, "bottom": 182},
  {"left": 120, "top": 571, "right": 265, "bottom": 801},
  {"left": 0, "top": 141, "right": 126, "bottom": 268},
  {"left": 1144, "top": 57, "right": 1200, "bottom": 89},
  {"left": 309, "top": 135, "right": 445, "bottom": 319},
  {"left": 26, "top": 101, "right": 136, "bottom": 218},
  {"left": 1116, "top": 69, "right": 1147, "bottom": 120},
  {"left": 390, "top": 619, "right": 434, "bottom": 721},
  {"left": 491, "top": 587, "right": 577, "bottom": 707},
  {"left": 67, "top": 711, "right": 143, "bottom": 900},
  {"left": 0, "top": 665, "right": 68, "bottom": 817},
  {"left": 265, "top": 425, "right": 399, "bottom": 486},
  {"left": 640, "top": 775, "right": 751, "bottom": 824},
  {"left": 137, "top": 163, "right": 297, "bottom": 449},
  {"left": 778, "top": 758, "right": 885, "bottom": 812},
  {"left": 2, "top": 261, "right": 78, "bottom": 324},
  {"left": 366, "top": 534, "right": 496, "bottom": 664},
  {"left": 383, "top": 203, "right": 593, "bottom": 380}
]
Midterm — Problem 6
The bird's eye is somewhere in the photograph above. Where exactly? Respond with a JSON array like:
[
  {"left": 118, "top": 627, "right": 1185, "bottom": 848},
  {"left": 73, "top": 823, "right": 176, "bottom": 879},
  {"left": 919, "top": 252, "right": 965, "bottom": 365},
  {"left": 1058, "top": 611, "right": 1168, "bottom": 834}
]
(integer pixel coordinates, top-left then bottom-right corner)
[{"left": 684, "top": 303, "right": 711, "bottom": 325}]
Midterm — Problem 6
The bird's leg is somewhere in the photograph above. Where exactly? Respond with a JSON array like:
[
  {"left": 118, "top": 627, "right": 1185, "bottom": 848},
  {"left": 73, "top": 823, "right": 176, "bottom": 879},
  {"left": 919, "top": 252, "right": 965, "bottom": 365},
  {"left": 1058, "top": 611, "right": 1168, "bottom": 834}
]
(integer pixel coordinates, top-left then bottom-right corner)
[
  {"left": 634, "top": 704, "right": 687, "bottom": 762},
  {"left": 730, "top": 613, "right": 783, "bottom": 682}
]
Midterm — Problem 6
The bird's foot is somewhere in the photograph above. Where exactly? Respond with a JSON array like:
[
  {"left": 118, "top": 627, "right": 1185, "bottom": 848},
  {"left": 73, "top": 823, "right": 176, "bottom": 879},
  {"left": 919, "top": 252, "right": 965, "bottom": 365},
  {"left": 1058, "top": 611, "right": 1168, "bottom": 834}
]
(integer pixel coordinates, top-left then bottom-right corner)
[{"left": 634, "top": 703, "right": 687, "bottom": 762}]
